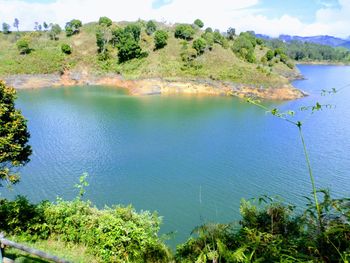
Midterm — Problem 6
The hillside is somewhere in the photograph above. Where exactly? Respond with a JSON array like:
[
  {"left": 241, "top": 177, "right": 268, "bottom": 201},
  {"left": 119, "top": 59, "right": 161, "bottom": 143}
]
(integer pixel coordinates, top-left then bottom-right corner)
[{"left": 0, "top": 20, "right": 303, "bottom": 99}]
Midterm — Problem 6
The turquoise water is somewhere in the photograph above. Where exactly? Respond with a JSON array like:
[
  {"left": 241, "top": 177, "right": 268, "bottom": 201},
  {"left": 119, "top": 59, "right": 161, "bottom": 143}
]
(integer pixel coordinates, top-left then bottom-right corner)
[{"left": 2, "top": 65, "right": 350, "bottom": 246}]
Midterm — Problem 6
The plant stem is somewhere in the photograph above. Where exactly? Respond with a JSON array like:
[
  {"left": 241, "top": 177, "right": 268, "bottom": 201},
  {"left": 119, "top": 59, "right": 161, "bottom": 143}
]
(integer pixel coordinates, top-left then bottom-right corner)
[{"left": 298, "top": 126, "right": 323, "bottom": 231}]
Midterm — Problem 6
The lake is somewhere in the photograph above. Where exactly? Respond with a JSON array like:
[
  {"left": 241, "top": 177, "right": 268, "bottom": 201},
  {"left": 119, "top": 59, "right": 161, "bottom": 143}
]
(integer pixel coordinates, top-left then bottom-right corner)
[{"left": 2, "top": 65, "right": 350, "bottom": 247}]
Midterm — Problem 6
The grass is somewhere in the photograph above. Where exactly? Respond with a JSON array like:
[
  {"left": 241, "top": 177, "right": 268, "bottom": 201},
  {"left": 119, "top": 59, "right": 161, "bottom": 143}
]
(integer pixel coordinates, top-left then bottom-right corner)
[
  {"left": 3, "top": 237, "right": 100, "bottom": 263},
  {"left": 0, "top": 21, "right": 297, "bottom": 88}
]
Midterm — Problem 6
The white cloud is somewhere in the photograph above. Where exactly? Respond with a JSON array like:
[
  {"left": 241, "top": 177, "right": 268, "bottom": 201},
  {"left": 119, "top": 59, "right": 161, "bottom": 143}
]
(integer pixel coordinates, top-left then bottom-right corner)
[{"left": 0, "top": 0, "right": 349, "bottom": 38}]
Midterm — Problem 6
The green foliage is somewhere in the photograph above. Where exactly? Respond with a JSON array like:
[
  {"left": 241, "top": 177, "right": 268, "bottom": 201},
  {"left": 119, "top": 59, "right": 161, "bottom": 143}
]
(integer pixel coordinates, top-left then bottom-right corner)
[
  {"left": 117, "top": 35, "right": 146, "bottom": 63},
  {"left": 192, "top": 37, "right": 207, "bottom": 55},
  {"left": 265, "top": 49, "right": 274, "bottom": 61},
  {"left": 232, "top": 33, "right": 256, "bottom": 63},
  {"left": 154, "top": 30, "right": 168, "bottom": 50},
  {"left": 213, "top": 30, "right": 229, "bottom": 48},
  {"left": 146, "top": 20, "right": 157, "bottom": 35},
  {"left": 0, "top": 195, "right": 171, "bottom": 262},
  {"left": 205, "top": 27, "right": 213, "bottom": 33},
  {"left": 48, "top": 24, "right": 61, "bottom": 40},
  {"left": 177, "top": 192, "right": 350, "bottom": 262},
  {"left": 226, "top": 27, "right": 236, "bottom": 40},
  {"left": 264, "top": 38, "right": 350, "bottom": 63},
  {"left": 174, "top": 24, "right": 195, "bottom": 40},
  {"left": 0, "top": 81, "right": 32, "bottom": 186},
  {"left": 16, "top": 38, "right": 31, "bottom": 55},
  {"left": 2, "top": 23, "right": 11, "bottom": 34},
  {"left": 98, "top": 16, "right": 112, "bottom": 27},
  {"left": 96, "top": 25, "right": 112, "bottom": 60},
  {"left": 201, "top": 32, "right": 214, "bottom": 50},
  {"left": 65, "top": 19, "right": 82, "bottom": 37},
  {"left": 61, "top": 43, "right": 72, "bottom": 55},
  {"left": 193, "top": 19, "right": 204, "bottom": 28},
  {"left": 124, "top": 23, "right": 141, "bottom": 41}
]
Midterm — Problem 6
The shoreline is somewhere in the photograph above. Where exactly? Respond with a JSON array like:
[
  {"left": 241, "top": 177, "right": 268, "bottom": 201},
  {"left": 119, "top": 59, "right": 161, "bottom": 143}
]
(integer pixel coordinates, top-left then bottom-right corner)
[{"left": 1, "top": 71, "right": 306, "bottom": 100}]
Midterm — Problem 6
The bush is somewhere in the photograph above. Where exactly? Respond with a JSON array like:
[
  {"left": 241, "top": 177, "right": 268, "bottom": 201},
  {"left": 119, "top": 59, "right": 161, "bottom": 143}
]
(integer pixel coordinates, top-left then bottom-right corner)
[
  {"left": 98, "top": 16, "right": 112, "bottom": 27},
  {"left": 232, "top": 34, "right": 257, "bottom": 62},
  {"left": 213, "top": 30, "right": 228, "bottom": 48},
  {"left": 174, "top": 24, "right": 195, "bottom": 40},
  {"left": 65, "top": 19, "right": 82, "bottom": 37},
  {"left": 61, "top": 43, "right": 72, "bottom": 54},
  {"left": 146, "top": 20, "right": 157, "bottom": 35},
  {"left": 16, "top": 38, "right": 31, "bottom": 55},
  {"left": 117, "top": 35, "right": 146, "bottom": 63},
  {"left": 192, "top": 37, "right": 207, "bottom": 55},
  {"left": 266, "top": 50, "right": 274, "bottom": 61},
  {"left": 0, "top": 196, "right": 170, "bottom": 262},
  {"left": 154, "top": 30, "right": 168, "bottom": 50},
  {"left": 201, "top": 32, "right": 214, "bottom": 50},
  {"left": 193, "top": 19, "right": 204, "bottom": 28},
  {"left": 49, "top": 24, "right": 61, "bottom": 40},
  {"left": 124, "top": 23, "right": 141, "bottom": 41},
  {"left": 176, "top": 191, "right": 350, "bottom": 262}
]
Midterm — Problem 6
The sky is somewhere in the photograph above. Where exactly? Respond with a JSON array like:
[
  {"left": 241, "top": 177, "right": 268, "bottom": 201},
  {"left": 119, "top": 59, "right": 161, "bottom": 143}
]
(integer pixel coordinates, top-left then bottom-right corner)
[{"left": 0, "top": 0, "right": 349, "bottom": 38}]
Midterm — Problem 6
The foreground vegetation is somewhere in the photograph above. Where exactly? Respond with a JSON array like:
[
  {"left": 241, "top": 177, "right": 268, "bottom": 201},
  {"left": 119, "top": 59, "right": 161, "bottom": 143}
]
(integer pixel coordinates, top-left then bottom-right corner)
[{"left": 1, "top": 189, "right": 349, "bottom": 262}]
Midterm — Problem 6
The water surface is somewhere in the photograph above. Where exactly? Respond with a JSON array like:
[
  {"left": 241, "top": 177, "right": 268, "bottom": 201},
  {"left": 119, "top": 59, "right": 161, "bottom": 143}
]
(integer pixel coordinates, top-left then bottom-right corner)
[{"left": 3, "top": 65, "right": 350, "bottom": 246}]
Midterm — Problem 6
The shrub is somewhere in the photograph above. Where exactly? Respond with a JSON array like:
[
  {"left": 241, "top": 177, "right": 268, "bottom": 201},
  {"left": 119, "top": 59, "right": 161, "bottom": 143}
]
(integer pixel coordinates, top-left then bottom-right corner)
[
  {"left": 16, "top": 38, "right": 31, "bottom": 55},
  {"left": 174, "top": 24, "right": 195, "bottom": 40},
  {"left": 192, "top": 37, "right": 207, "bottom": 55},
  {"left": 49, "top": 24, "right": 62, "bottom": 40},
  {"left": 65, "top": 19, "right": 82, "bottom": 37},
  {"left": 61, "top": 43, "right": 72, "bottom": 54},
  {"left": 201, "top": 32, "right": 214, "bottom": 50},
  {"left": 154, "top": 30, "right": 168, "bottom": 50},
  {"left": 266, "top": 50, "right": 274, "bottom": 61},
  {"left": 193, "top": 19, "right": 204, "bottom": 28},
  {"left": 117, "top": 35, "right": 146, "bottom": 63},
  {"left": 146, "top": 20, "right": 157, "bottom": 35},
  {"left": 124, "top": 23, "right": 141, "bottom": 41},
  {"left": 98, "top": 16, "right": 112, "bottom": 27},
  {"left": 0, "top": 196, "right": 170, "bottom": 262}
]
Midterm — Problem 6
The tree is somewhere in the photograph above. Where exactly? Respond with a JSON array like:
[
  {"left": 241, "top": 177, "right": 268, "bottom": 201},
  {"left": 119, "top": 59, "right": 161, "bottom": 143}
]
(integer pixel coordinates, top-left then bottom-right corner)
[
  {"left": 124, "top": 23, "right": 141, "bottom": 41},
  {"left": 65, "top": 19, "right": 82, "bottom": 37},
  {"left": 194, "top": 19, "right": 204, "bottom": 28},
  {"left": 2, "top": 23, "right": 10, "bottom": 34},
  {"left": 117, "top": 33, "right": 146, "bottom": 63},
  {"left": 205, "top": 27, "right": 213, "bottom": 33},
  {"left": 43, "top": 22, "right": 49, "bottom": 31},
  {"left": 227, "top": 27, "right": 235, "bottom": 40},
  {"left": 0, "top": 81, "right": 32, "bottom": 186},
  {"left": 61, "top": 43, "right": 72, "bottom": 54},
  {"left": 49, "top": 24, "right": 62, "bottom": 40},
  {"left": 16, "top": 38, "right": 31, "bottom": 54},
  {"left": 174, "top": 24, "right": 195, "bottom": 40},
  {"left": 192, "top": 37, "right": 207, "bottom": 55},
  {"left": 96, "top": 25, "right": 112, "bottom": 60},
  {"left": 146, "top": 20, "right": 157, "bottom": 35},
  {"left": 154, "top": 30, "right": 168, "bottom": 49},
  {"left": 98, "top": 16, "right": 112, "bottom": 27},
  {"left": 201, "top": 32, "right": 214, "bottom": 50},
  {"left": 13, "top": 18, "right": 19, "bottom": 32}
]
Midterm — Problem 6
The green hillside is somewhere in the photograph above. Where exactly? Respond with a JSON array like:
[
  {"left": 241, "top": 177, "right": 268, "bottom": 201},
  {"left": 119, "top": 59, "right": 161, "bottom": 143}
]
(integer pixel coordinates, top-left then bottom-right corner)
[{"left": 0, "top": 20, "right": 298, "bottom": 88}]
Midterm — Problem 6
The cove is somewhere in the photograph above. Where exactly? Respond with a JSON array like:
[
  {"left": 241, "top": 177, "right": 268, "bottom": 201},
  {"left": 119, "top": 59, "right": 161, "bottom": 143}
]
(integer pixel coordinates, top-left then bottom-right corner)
[{"left": 2, "top": 65, "right": 350, "bottom": 247}]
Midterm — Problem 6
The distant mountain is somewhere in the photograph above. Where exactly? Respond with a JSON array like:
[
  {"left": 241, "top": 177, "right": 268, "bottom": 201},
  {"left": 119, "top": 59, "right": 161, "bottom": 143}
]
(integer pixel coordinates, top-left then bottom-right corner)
[{"left": 255, "top": 34, "right": 350, "bottom": 49}]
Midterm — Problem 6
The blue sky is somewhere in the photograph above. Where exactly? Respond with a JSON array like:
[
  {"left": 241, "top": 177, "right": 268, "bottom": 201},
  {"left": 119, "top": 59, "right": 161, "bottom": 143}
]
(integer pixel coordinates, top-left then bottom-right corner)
[{"left": 0, "top": 0, "right": 349, "bottom": 37}]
